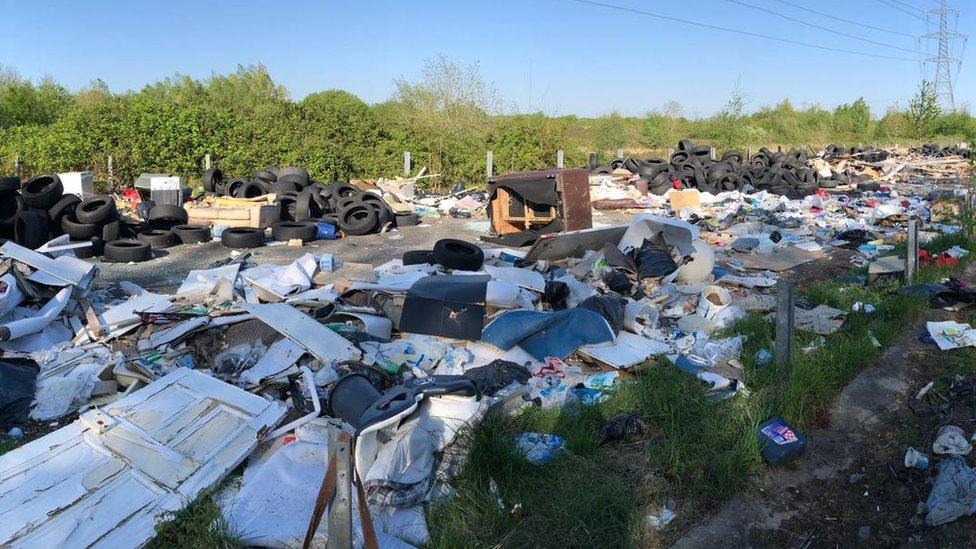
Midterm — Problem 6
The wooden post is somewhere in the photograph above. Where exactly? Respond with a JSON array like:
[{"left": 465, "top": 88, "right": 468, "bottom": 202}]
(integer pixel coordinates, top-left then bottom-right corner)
[
  {"left": 327, "top": 426, "right": 353, "bottom": 549},
  {"left": 774, "top": 279, "right": 795, "bottom": 381},
  {"left": 14, "top": 155, "right": 20, "bottom": 177},
  {"left": 486, "top": 151, "right": 493, "bottom": 177},
  {"left": 205, "top": 153, "right": 211, "bottom": 170},
  {"left": 906, "top": 219, "right": 919, "bottom": 282},
  {"left": 107, "top": 155, "right": 114, "bottom": 188},
  {"left": 747, "top": 146, "right": 752, "bottom": 161},
  {"left": 556, "top": 149, "right": 564, "bottom": 169},
  {"left": 616, "top": 148, "right": 623, "bottom": 159},
  {"left": 709, "top": 146, "right": 716, "bottom": 161},
  {"left": 403, "top": 151, "right": 411, "bottom": 177}
]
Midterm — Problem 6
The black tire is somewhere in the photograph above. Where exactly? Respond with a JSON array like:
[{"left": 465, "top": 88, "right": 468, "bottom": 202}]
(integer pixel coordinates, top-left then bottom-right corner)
[
  {"left": 321, "top": 213, "right": 339, "bottom": 225},
  {"left": 333, "top": 183, "right": 360, "bottom": 199},
  {"left": 22, "top": 174, "right": 64, "bottom": 209},
  {"left": 0, "top": 176, "right": 20, "bottom": 192},
  {"left": 395, "top": 212, "right": 420, "bottom": 227},
  {"left": 239, "top": 180, "right": 268, "bottom": 199},
  {"left": 48, "top": 194, "right": 81, "bottom": 235},
  {"left": 678, "top": 139, "right": 694, "bottom": 152},
  {"left": 62, "top": 213, "right": 101, "bottom": 240},
  {"left": 432, "top": 238, "right": 484, "bottom": 271},
  {"left": 272, "top": 221, "right": 317, "bottom": 242},
  {"left": 76, "top": 195, "right": 117, "bottom": 224},
  {"left": 403, "top": 250, "right": 434, "bottom": 265},
  {"left": 172, "top": 224, "right": 211, "bottom": 244},
  {"left": 101, "top": 220, "right": 120, "bottom": 242},
  {"left": 335, "top": 196, "right": 357, "bottom": 212},
  {"left": 294, "top": 189, "right": 313, "bottom": 220},
  {"left": 337, "top": 201, "right": 378, "bottom": 236},
  {"left": 0, "top": 193, "right": 20, "bottom": 226},
  {"left": 221, "top": 227, "right": 265, "bottom": 249},
  {"left": 148, "top": 204, "right": 188, "bottom": 230},
  {"left": 358, "top": 193, "right": 393, "bottom": 224},
  {"left": 104, "top": 239, "right": 152, "bottom": 263},
  {"left": 214, "top": 179, "right": 230, "bottom": 196},
  {"left": 277, "top": 166, "right": 309, "bottom": 182},
  {"left": 137, "top": 229, "right": 176, "bottom": 249},
  {"left": 13, "top": 210, "right": 49, "bottom": 249},
  {"left": 277, "top": 172, "right": 310, "bottom": 188},
  {"left": 202, "top": 168, "right": 223, "bottom": 193},
  {"left": 226, "top": 178, "right": 248, "bottom": 197},
  {"left": 270, "top": 180, "right": 301, "bottom": 195},
  {"left": 278, "top": 194, "right": 298, "bottom": 222},
  {"left": 253, "top": 169, "right": 277, "bottom": 184},
  {"left": 74, "top": 237, "right": 104, "bottom": 259}
]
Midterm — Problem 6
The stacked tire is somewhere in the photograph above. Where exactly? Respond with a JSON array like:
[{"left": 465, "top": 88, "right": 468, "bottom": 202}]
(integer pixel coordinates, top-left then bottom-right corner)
[
  {"left": 204, "top": 166, "right": 408, "bottom": 237},
  {"left": 64, "top": 194, "right": 121, "bottom": 258},
  {"left": 591, "top": 140, "right": 846, "bottom": 197}
]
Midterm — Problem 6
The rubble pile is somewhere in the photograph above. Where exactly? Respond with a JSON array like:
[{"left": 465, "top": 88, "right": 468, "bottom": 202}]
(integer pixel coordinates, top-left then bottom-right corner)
[
  {"left": 0, "top": 141, "right": 972, "bottom": 546},
  {"left": 0, "top": 173, "right": 968, "bottom": 545}
]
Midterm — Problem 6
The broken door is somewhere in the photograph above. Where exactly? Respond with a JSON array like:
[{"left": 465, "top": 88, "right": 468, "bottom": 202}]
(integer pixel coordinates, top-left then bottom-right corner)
[{"left": 0, "top": 368, "right": 285, "bottom": 548}]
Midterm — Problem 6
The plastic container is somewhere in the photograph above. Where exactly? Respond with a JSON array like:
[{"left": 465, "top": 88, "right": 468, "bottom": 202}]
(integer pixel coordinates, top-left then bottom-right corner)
[
  {"left": 315, "top": 222, "right": 338, "bottom": 240},
  {"left": 904, "top": 447, "right": 929, "bottom": 469},
  {"left": 757, "top": 417, "right": 806, "bottom": 465}
]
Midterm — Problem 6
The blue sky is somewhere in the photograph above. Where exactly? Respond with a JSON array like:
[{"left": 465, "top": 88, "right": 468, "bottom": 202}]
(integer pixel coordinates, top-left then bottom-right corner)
[{"left": 2, "top": 0, "right": 970, "bottom": 117}]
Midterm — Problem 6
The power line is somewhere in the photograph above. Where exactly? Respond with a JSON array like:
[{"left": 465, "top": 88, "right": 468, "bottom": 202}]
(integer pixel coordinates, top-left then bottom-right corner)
[
  {"left": 774, "top": 0, "right": 916, "bottom": 38},
  {"left": 876, "top": 0, "right": 926, "bottom": 20},
  {"left": 565, "top": 0, "right": 919, "bottom": 61},
  {"left": 725, "top": 0, "right": 919, "bottom": 54},
  {"left": 887, "top": 0, "right": 926, "bottom": 13}
]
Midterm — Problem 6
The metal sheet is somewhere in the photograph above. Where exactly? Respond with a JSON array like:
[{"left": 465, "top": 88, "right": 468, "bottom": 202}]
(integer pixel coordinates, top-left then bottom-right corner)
[
  {"left": 242, "top": 303, "right": 361, "bottom": 364},
  {"left": 522, "top": 225, "right": 628, "bottom": 263}
]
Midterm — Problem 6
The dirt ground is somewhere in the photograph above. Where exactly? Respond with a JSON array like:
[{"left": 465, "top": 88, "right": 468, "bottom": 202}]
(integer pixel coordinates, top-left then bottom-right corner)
[
  {"left": 676, "top": 260, "right": 976, "bottom": 548},
  {"left": 93, "top": 211, "right": 635, "bottom": 292}
]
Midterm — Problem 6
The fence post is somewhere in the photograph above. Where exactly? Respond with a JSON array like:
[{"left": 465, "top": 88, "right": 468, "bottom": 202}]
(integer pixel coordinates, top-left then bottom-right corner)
[
  {"left": 486, "top": 151, "right": 493, "bottom": 177},
  {"left": 14, "top": 155, "right": 20, "bottom": 178},
  {"left": 906, "top": 219, "right": 919, "bottom": 282},
  {"left": 205, "top": 153, "right": 211, "bottom": 170},
  {"left": 774, "top": 279, "right": 795, "bottom": 383},
  {"left": 326, "top": 425, "right": 353, "bottom": 549},
  {"left": 403, "top": 151, "right": 411, "bottom": 177},
  {"left": 709, "top": 146, "right": 716, "bottom": 161},
  {"left": 556, "top": 150, "right": 564, "bottom": 169},
  {"left": 107, "top": 155, "right": 114, "bottom": 188},
  {"left": 616, "top": 148, "right": 623, "bottom": 159}
]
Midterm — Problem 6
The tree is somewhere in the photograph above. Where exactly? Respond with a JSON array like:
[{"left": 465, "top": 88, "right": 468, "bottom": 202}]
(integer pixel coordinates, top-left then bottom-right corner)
[
  {"left": 711, "top": 84, "right": 748, "bottom": 150},
  {"left": 389, "top": 56, "right": 499, "bottom": 185},
  {"left": 594, "top": 111, "right": 626, "bottom": 151},
  {"left": 832, "top": 97, "right": 871, "bottom": 137},
  {"left": 907, "top": 80, "right": 942, "bottom": 139}
]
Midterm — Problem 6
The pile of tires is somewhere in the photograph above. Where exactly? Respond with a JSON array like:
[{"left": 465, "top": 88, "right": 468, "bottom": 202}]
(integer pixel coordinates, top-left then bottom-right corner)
[
  {"left": 824, "top": 144, "right": 890, "bottom": 162},
  {"left": 911, "top": 143, "right": 971, "bottom": 159},
  {"left": 590, "top": 140, "right": 846, "bottom": 197},
  {"left": 0, "top": 173, "right": 125, "bottom": 257},
  {"left": 204, "top": 166, "right": 317, "bottom": 199}
]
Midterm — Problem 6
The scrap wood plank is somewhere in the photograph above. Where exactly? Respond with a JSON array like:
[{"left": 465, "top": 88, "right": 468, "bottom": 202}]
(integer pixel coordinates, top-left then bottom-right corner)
[{"left": 0, "top": 369, "right": 285, "bottom": 548}]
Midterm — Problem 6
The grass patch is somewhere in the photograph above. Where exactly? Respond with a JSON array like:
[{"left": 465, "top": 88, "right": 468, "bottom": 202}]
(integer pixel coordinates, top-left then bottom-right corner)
[
  {"left": 430, "top": 222, "right": 976, "bottom": 547},
  {"left": 148, "top": 491, "right": 239, "bottom": 549},
  {"left": 427, "top": 410, "right": 642, "bottom": 548}
]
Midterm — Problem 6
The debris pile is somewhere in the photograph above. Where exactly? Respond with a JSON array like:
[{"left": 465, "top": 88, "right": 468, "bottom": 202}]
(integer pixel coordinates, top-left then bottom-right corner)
[{"left": 0, "top": 139, "right": 971, "bottom": 546}]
